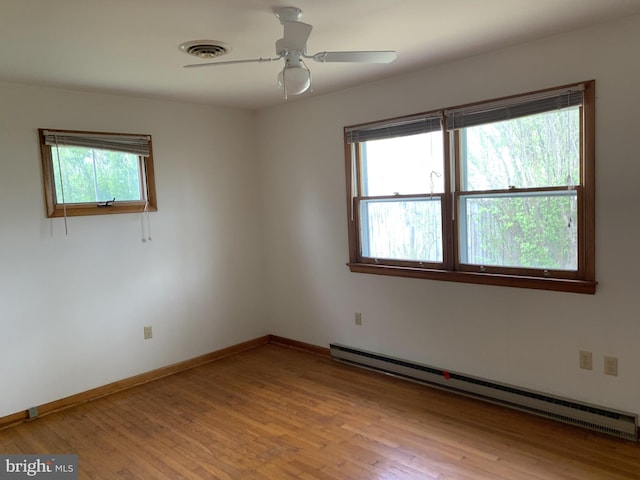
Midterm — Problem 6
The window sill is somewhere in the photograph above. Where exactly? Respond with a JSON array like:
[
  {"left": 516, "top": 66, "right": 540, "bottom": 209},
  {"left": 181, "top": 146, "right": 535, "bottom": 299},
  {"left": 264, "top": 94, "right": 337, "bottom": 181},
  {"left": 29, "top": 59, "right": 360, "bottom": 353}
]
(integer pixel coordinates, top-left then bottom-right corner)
[
  {"left": 347, "top": 263, "right": 597, "bottom": 294},
  {"left": 47, "top": 202, "right": 157, "bottom": 218}
]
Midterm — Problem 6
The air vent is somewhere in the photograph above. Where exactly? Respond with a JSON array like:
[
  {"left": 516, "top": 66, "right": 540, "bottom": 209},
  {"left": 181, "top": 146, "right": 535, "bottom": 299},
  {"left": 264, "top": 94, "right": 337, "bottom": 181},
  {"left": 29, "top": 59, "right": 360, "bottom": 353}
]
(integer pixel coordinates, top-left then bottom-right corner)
[{"left": 179, "top": 40, "right": 231, "bottom": 59}]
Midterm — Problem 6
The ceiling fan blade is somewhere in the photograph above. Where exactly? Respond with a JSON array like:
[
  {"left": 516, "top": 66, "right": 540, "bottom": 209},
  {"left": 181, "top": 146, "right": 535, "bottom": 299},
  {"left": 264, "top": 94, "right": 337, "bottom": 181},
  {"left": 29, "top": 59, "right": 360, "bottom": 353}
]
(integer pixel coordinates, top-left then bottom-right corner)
[
  {"left": 312, "top": 51, "right": 397, "bottom": 63},
  {"left": 184, "top": 57, "right": 279, "bottom": 68},
  {"left": 277, "top": 21, "right": 313, "bottom": 52}
]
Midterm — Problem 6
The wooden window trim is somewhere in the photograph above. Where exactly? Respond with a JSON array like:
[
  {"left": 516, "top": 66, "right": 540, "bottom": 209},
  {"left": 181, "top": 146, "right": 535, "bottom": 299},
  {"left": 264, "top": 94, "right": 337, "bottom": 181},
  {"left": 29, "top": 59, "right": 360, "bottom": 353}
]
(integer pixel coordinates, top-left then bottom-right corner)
[
  {"left": 344, "top": 81, "right": 596, "bottom": 294},
  {"left": 39, "top": 129, "right": 157, "bottom": 218},
  {"left": 346, "top": 263, "right": 596, "bottom": 294}
]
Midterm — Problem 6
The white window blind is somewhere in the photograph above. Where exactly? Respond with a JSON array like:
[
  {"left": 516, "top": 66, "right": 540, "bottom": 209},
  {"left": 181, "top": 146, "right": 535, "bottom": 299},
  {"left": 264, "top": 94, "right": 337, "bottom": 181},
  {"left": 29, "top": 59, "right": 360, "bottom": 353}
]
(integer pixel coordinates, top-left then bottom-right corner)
[
  {"left": 346, "top": 114, "right": 442, "bottom": 144},
  {"left": 445, "top": 86, "right": 584, "bottom": 130},
  {"left": 42, "top": 130, "right": 151, "bottom": 156}
]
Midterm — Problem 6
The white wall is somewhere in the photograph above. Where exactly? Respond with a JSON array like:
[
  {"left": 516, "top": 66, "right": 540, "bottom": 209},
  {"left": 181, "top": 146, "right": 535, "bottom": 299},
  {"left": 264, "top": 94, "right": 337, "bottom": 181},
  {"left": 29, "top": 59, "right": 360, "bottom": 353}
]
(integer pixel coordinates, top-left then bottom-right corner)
[
  {"left": 0, "top": 84, "right": 266, "bottom": 417},
  {"left": 258, "top": 15, "right": 640, "bottom": 414}
]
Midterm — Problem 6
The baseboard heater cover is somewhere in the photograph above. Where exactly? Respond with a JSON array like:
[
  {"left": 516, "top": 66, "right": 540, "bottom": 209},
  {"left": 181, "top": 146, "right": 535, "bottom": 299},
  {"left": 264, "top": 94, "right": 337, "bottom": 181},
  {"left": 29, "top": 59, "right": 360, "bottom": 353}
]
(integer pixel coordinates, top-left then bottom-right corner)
[{"left": 330, "top": 343, "right": 639, "bottom": 442}]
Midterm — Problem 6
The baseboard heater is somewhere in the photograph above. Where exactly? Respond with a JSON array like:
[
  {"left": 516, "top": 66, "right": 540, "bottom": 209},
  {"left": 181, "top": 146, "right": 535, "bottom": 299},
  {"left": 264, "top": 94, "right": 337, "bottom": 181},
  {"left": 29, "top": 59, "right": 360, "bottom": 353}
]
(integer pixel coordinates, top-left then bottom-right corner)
[{"left": 330, "top": 343, "right": 639, "bottom": 442}]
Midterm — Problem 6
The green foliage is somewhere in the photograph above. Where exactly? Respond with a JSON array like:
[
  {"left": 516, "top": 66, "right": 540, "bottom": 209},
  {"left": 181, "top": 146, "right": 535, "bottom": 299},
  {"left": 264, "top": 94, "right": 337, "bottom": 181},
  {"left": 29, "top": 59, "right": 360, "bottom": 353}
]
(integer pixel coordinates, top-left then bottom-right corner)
[
  {"left": 465, "top": 195, "right": 577, "bottom": 270},
  {"left": 462, "top": 107, "right": 580, "bottom": 270},
  {"left": 360, "top": 106, "right": 580, "bottom": 271},
  {"left": 464, "top": 107, "right": 579, "bottom": 190},
  {"left": 53, "top": 146, "right": 141, "bottom": 204}
]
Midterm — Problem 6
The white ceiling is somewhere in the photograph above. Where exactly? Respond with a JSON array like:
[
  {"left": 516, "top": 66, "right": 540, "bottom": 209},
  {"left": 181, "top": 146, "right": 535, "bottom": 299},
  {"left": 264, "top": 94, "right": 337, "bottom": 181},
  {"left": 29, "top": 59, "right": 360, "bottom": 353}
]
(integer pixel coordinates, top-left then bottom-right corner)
[{"left": 1, "top": 0, "right": 639, "bottom": 110}]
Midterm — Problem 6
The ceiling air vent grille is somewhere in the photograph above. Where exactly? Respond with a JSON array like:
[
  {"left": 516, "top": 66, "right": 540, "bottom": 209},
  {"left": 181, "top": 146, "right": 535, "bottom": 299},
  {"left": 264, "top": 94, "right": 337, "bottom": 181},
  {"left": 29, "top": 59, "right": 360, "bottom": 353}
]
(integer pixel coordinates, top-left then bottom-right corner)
[{"left": 179, "top": 40, "right": 231, "bottom": 59}]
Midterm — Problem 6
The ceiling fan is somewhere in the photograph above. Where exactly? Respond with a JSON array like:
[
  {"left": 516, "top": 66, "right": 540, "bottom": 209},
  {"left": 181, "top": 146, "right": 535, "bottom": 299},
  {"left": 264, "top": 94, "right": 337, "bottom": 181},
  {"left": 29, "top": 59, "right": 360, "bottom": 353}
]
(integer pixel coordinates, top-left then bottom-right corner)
[{"left": 183, "top": 6, "right": 397, "bottom": 98}]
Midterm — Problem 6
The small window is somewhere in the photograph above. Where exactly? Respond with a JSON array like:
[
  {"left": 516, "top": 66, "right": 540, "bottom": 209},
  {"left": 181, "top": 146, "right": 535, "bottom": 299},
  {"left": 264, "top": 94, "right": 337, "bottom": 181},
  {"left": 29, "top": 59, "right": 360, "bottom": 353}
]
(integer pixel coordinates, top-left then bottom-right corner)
[
  {"left": 39, "top": 129, "right": 157, "bottom": 217},
  {"left": 345, "top": 81, "right": 595, "bottom": 294}
]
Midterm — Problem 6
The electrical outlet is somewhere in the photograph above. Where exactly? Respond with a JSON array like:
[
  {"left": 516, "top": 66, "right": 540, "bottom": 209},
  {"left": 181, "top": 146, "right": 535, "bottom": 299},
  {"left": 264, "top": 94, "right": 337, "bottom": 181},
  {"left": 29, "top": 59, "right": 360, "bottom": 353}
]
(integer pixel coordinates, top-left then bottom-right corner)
[
  {"left": 354, "top": 312, "right": 362, "bottom": 326},
  {"left": 27, "top": 407, "right": 38, "bottom": 419},
  {"left": 144, "top": 326, "right": 153, "bottom": 340},
  {"left": 579, "top": 350, "right": 592, "bottom": 370},
  {"left": 604, "top": 356, "right": 618, "bottom": 376}
]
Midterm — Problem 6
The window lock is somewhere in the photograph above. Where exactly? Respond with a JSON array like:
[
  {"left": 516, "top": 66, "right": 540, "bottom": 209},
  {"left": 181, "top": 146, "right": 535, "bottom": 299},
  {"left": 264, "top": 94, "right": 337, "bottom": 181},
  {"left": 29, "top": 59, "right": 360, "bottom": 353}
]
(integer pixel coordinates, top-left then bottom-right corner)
[{"left": 98, "top": 197, "right": 116, "bottom": 207}]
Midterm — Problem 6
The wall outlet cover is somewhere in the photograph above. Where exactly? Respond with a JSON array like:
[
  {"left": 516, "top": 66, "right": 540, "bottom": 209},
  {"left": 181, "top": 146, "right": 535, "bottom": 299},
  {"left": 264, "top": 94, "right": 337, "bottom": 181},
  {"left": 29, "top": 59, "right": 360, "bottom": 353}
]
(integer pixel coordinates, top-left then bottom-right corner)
[
  {"left": 579, "top": 350, "right": 593, "bottom": 370},
  {"left": 604, "top": 356, "right": 618, "bottom": 376}
]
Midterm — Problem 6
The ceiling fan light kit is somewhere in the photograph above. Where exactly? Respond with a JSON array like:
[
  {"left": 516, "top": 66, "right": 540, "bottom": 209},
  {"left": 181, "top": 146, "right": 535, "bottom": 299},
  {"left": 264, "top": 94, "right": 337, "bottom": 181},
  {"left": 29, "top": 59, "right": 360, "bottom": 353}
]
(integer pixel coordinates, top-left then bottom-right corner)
[
  {"left": 277, "top": 62, "right": 311, "bottom": 97},
  {"left": 182, "top": 6, "right": 397, "bottom": 99}
]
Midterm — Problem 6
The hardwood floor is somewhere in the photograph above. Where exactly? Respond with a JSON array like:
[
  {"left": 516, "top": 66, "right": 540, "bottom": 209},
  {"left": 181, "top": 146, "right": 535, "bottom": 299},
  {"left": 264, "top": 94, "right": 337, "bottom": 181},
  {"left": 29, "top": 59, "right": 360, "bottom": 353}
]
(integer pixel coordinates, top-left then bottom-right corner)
[{"left": 1, "top": 344, "right": 638, "bottom": 479}]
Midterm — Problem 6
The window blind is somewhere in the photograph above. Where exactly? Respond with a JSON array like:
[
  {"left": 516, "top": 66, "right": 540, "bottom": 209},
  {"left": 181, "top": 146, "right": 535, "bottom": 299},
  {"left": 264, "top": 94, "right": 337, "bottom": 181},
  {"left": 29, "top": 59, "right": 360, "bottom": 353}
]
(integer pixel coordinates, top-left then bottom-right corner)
[
  {"left": 346, "top": 114, "right": 442, "bottom": 144},
  {"left": 445, "top": 86, "right": 584, "bottom": 130},
  {"left": 42, "top": 130, "right": 151, "bottom": 156}
]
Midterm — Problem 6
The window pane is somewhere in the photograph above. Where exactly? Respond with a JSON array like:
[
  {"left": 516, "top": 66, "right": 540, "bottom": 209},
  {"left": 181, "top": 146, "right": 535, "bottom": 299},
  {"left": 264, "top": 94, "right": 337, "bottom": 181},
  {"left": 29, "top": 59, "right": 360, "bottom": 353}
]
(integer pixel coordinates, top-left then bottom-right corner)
[
  {"left": 362, "top": 131, "right": 444, "bottom": 196},
  {"left": 53, "top": 146, "right": 142, "bottom": 203},
  {"left": 461, "top": 107, "right": 580, "bottom": 191},
  {"left": 460, "top": 192, "right": 577, "bottom": 270},
  {"left": 360, "top": 198, "right": 443, "bottom": 262}
]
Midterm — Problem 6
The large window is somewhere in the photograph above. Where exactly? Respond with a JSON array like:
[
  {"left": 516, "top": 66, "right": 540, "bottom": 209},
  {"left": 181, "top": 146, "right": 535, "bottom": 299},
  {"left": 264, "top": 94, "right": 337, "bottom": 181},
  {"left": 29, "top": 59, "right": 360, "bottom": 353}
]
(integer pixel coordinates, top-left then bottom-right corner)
[
  {"left": 345, "top": 81, "right": 595, "bottom": 293},
  {"left": 39, "top": 129, "right": 157, "bottom": 217}
]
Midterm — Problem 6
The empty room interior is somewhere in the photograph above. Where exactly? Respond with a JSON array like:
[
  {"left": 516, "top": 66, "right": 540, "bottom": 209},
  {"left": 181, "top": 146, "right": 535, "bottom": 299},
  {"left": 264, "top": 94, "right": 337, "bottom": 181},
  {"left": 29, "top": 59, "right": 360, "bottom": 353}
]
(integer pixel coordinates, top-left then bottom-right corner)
[{"left": 1, "top": 1, "right": 640, "bottom": 478}]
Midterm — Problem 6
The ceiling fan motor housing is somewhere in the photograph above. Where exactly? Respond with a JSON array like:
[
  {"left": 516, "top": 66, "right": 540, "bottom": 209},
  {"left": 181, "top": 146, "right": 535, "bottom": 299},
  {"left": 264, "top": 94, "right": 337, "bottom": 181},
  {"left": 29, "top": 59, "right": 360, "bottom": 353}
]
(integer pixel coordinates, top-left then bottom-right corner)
[{"left": 274, "top": 7, "right": 302, "bottom": 23}]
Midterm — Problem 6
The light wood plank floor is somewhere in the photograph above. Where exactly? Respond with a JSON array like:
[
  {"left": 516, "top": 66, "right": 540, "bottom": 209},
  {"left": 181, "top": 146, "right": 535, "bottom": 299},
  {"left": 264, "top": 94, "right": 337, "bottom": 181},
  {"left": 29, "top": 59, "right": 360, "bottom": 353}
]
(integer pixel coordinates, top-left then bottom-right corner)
[{"left": 1, "top": 344, "right": 638, "bottom": 479}]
